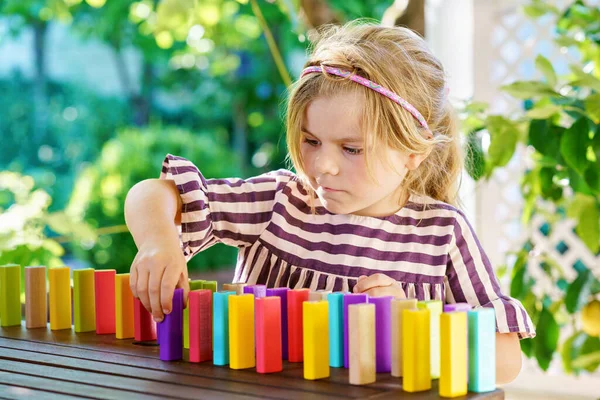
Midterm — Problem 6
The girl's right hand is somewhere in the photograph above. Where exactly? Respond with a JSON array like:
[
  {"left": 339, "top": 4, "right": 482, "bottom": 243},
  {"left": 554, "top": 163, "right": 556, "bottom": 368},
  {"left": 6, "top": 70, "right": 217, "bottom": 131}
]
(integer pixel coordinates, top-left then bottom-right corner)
[{"left": 129, "top": 238, "right": 189, "bottom": 322}]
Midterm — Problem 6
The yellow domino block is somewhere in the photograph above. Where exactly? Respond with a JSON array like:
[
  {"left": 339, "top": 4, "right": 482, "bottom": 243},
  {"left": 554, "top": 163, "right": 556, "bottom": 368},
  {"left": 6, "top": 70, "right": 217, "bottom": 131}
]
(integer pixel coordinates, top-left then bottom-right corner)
[
  {"left": 49, "top": 267, "right": 72, "bottom": 331},
  {"left": 229, "top": 294, "right": 255, "bottom": 369},
  {"left": 115, "top": 273, "right": 134, "bottom": 339},
  {"left": 391, "top": 298, "right": 417, "bottom": 377},
  {"left": 417, "top": 300, "right": 442, "bottom": 379},
  {"left": 73, "top": 269, "right": 96, "bottom": 333},
  {"left": 440, "top": 312, "right": 468, "bottom": 398},
  {"left": 402, "top": 309, "right": 431, "bottom": 392},
  {"left": 303, "top": 301, "right": 329, "bottom": 380}
]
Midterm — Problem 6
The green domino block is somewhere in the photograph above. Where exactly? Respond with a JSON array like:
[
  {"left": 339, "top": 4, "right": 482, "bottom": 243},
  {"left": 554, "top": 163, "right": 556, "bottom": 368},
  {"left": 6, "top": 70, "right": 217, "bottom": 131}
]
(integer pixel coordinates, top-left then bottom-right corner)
[
  {"left": 202, "top": 281, "right": 217, "bottom": 293},
  {"left": 184, "top": 280, "right": 206, "bottom": 349},
  {"left": 417, "top": 300, "right": 443, "bottom": 379},
  {"left": 1, "top": 264, "right": 22, "bottom": 327}
]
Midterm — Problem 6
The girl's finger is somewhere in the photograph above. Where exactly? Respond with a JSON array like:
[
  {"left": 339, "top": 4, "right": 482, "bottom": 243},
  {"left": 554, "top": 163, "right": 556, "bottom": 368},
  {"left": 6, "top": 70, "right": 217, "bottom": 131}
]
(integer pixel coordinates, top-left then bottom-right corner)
[
  {"left": 353, "top": 273, "right": 395, "bottom": 293},
  {"left": 136, "top": 266, "right": 152, "bottom": 315},
  {"left": 148, "top": 265, "right": 167, "bottom": 322}
]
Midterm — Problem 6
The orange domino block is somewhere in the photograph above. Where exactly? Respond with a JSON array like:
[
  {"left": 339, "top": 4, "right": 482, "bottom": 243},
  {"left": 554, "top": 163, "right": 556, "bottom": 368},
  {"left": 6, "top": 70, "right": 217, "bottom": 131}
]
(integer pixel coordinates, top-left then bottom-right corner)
[
  {"left": 134, "top": 298, "right": 156, "bottom": 342},
  {"left": 95, "top": 269, "right": 116, "bottom": 334},
  {"left": 403, "top": 309, "right": 431, "bottom": 392},
  {"left": 115, "top": 273, "right": 134, "bottom": 339},
  {"left": 303, "top": 300, "right": 329, "bottom": 380},
  {"left": 222, "top": 283, "right": 246, "bottom": 295},
  {"left": 229, "top": 294, "right": 255, "bottom": 369},
  {"left": 287, "top": 289, "right": 310, "bottom": 362},
  {"left": 391, "top": 298, "right": 417, "bottom": 377},
  {"left": 189, "top": 289, "right": 212, "bottom": 363},
  {"left": 73, "top": 269, "right": 96, "bottom": 333},
  {"left": 349, "top": 303, "right": 376, "bottom": 385},
  {"left": 256, "top": 296, "right": 282, "bottom": 373},
  {"left": 25, "top": 266, "right": 47, "bottom": 329},
  {"left": 49, "top": 267, "right": 71, "bottom": 331},
  {"left": 440, "top": 311, "right": 468, "bottom": 398}
]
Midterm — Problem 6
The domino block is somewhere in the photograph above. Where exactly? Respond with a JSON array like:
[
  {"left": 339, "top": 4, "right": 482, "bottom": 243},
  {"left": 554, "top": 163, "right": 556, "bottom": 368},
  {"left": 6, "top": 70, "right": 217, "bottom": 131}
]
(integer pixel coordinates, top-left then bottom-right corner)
[
  {"left": 444, "top": 302, "right": 472, "bottom": 313},
  {"left": 115, "top": 273, "right": 134, "bottom": 339},
  {"left": 369, "top": 295, "right": 393, "bottom": 373},
  {"left": 213, "top": 291, "right": 236, "bottom": 365},
  {"left": 256, "top": 296, "right": 282, "bottom": 373},
  {"left": 229, "top": 294, "right": 255, "bottom": 369},
  {"left": 440, "top": 311, "right": 468, "bottom": 398},
  {"left": 73, "top": 269, "right": 96, "bottom": 333},
  {"left": 94, "top": 269, "right": 116, "bottom": 334},
  {"left": 348, "top": 303, "right": 376, "bottom": 385},
  {"left": 468, "top": 308, "right": 496, "bottom": 393},
  {"left": 189, "top": 289, "right": 212, "bottom": 363},
  {"left": 327, "top": 292, "right": 344, "bottom": 368},
  {"left": 222, "top": 283, "right": 246, "bottom": 295},
  {"left": 287, "top": 288, "right": 310, "bottom": 362},
  {"left": 184, "top": 280, "right": 205, "bottom": 349},
  {"left": 303, "top": 300, "right": 329, "bottom": 380},
  {"left": 25, "top": 266, "right": 47, "bottom": 328},
  {"left": 202, "top": 281, "right": 218, "bottom": 293},
  {"left": 1, "top": 264, "right": 22, "bottom": 327},
  {"left": 390, "top": 298, "right": 417, "bottom": 377},
  {"left": 402, "top": 308, "right": 431, "bottom": 392},
  {"left": 49, "top": 267, "right": 71, "bottom": 331},
  {"left": 243, "top": 284, "right": 266, "bottom": 298},
  {"left": 266, "top": 287, "right": 289, "bottom": 360},
  {"left": 158, "top": 288, "right": 184, "bottom": 361},
  {"left": 308, "top": 291, "right": 329, "bottom": 302},
  {"left": 134, "top": 298, "right": 156, "bottom": 341},
  {"left": 343, "top": 293, "right": 368, "bottom": 368},
  {"left": 417, "top": 300, "right": 442, "bottom": 378}
]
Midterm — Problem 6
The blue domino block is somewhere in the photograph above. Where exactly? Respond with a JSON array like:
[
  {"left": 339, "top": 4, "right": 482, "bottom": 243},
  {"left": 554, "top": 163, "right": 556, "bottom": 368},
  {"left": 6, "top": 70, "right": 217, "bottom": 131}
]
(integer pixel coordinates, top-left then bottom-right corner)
[
  {"left": 468, "top": 308, "right": 496, "bottom": 393},
  {"left": 213, "top": 291, "right": 236, "bottom": 366},
  {"left": 328, "top": 292, "right": 344, "bottom": 368}
]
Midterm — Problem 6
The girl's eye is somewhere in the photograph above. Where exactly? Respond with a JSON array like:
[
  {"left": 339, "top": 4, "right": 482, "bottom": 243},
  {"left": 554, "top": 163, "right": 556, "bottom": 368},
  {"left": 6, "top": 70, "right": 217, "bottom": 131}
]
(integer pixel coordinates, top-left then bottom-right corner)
[
  {"left": 303, "top": 138, "right": 319, "bottom": 146},
  {"left": 344, "top": 147, "right": 363, "bottom": 155}
]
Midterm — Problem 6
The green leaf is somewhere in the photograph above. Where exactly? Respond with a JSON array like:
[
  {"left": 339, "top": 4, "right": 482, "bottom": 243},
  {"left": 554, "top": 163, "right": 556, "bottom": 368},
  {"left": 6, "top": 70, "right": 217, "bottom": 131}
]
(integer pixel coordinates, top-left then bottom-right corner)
[
  {"left": 576, "top": 201, "right": 600, "bottom": 253},
  {"left": 560, "top": 117, "right": 591, "bottom": 175},
  {"left": 485, "top": 116, "right": 519, "bottom": 175},
  {"left": 584, "top": 166, "right": 600, "bottom": 193},
  {"left": 465, "top": 130, "right": 485, "bottom": 181},
  {"left": 501, "top": 81, "right": 561, "bottom": 99},
  {"left": 570, "top": 67, "right": 600, "bottom": 92},
  {"left": 572, "top": 351, "right": 600, "bottom": 370},
  {"left": 526, "top": 104, "right": 562, "bottom": 119},
  {"left": 529, "top": 121, "right": 563, "bottom": 161},
  {"left": 584, "top": 93, "right": 600, "bottom": 124},
  {"left": 521, "top": 336, "right": 533, "bottom": 358},
  {"left": 510, "top": 252, "right": 533, "bottom": 298},
  {"left": 580, "top": 335, "right": 600, "bottom": 372},
  {"left": 535, "top": 55, "right": 557, "bottom": 87},
  {"left": 534, "top": 305, "right": 560, "bottom": 371},
  {"left": 561, "top": 331, "right": 587, "bottom": 373},
  {"left": 565, "top": 269, "right": 593, "bottom": 314}
]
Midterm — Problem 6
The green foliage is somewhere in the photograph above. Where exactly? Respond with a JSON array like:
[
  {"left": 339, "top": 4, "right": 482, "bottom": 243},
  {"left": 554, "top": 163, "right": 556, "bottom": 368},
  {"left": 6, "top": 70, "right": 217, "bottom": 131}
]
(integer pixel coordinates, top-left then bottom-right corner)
[
  {"left": 66, "top": 125, "right": 243, "bottom": 273},
  {"left": 464, "top": 0, "right": 600, "bottom": 374}
]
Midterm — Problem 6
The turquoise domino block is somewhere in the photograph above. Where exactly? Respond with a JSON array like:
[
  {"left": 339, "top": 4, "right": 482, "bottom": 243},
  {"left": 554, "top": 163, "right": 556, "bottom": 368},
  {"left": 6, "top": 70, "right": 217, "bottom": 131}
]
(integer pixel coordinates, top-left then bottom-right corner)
[
  {"left": 468, "top": 308, "right": 496, "bottom": 393},
  {"left": 328, "top": 292, "right": 344, "bottom": 368},
  {"left": 213, "top": 291, "right": 236, "bottom": 366}
]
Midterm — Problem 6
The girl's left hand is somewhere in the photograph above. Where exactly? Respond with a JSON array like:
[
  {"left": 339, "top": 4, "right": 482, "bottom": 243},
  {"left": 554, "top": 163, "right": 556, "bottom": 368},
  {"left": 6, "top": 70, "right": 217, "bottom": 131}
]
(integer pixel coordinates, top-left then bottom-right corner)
[{"left": 352, "top": 273, "right": 406, "bottom": 298}]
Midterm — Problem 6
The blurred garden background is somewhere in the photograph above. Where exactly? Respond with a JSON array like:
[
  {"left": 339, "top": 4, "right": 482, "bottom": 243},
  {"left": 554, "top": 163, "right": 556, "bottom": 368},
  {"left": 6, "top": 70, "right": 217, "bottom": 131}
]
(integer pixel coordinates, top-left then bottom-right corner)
[{"left": 1, "top": 0, "right": 600, "bottom": 397}]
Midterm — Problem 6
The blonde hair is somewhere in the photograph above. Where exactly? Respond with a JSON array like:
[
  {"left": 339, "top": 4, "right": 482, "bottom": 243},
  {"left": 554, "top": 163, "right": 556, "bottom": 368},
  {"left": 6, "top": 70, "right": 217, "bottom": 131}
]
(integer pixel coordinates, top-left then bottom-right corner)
[{"left": 285, "top": 21, "right": 463, "bottom": 209}]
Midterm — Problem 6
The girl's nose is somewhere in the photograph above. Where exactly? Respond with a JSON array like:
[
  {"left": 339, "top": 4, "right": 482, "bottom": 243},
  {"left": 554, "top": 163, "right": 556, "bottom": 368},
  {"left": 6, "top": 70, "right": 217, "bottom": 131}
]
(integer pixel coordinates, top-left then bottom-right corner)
[{"left": 315, "top": 153, "right": 340, "bottom": 176}]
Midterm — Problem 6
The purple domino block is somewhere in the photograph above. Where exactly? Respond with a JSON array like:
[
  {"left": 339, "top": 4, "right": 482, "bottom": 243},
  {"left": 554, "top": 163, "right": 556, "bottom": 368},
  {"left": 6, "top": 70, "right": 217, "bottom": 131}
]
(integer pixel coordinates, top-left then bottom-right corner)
[
  {"left": 444, "top": 302, "right": 472, "bottom": 313},
  {"left": 369, "top": 296, "right": 393, "bottom": 373},
  {"left": 343, "top": 293, "right": 368, "bottom": 368},
  {"left": 266, "top": 287, "right": 289, "bottom": 360},
  {"left": 243, "top": 284, "right": 267, "bottom": 298},
  {"left": 158, "top": 288, "right": 184, "bottom": 361}
]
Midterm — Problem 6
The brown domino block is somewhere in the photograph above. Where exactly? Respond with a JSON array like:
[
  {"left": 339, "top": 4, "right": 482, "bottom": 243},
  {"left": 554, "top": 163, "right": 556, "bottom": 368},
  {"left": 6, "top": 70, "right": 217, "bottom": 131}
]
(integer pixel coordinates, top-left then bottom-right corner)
[
  {"left": 349, "top": 303, "right": 376, "bottom": 385},
  {"left": 25, "top": 266, "right": 47, "bottom": 329},
  {"left": 222, "top": 283, "right": 247, "bottom": 295}
]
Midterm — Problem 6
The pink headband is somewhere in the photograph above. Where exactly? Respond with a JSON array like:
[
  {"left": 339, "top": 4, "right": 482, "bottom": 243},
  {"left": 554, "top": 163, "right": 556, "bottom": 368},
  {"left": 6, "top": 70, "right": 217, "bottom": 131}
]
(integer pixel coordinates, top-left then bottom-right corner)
[{"left": 301, "top": 65, "right": 432, "bottom": 137}]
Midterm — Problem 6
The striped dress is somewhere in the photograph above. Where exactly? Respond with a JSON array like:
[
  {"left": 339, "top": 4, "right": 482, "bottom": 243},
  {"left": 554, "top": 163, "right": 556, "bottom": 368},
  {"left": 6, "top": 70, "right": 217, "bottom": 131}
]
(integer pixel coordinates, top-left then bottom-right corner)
[{"left": 161, "top": 154, "right": 535, "bottom": 339}]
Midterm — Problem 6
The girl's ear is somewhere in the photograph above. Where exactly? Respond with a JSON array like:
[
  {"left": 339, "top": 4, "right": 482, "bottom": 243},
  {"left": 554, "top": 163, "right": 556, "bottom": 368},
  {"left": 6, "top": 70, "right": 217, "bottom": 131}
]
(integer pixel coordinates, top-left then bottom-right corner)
[{"left": 405, "top": 150, "right": 431, "bottom": 171}]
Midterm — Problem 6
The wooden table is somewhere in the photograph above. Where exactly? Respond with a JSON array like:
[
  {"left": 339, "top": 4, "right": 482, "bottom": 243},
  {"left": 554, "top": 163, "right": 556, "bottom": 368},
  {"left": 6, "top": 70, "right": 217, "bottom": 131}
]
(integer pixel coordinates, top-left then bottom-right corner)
[{"left": 0, "top": 325, "right": 504, "bottom": 399}]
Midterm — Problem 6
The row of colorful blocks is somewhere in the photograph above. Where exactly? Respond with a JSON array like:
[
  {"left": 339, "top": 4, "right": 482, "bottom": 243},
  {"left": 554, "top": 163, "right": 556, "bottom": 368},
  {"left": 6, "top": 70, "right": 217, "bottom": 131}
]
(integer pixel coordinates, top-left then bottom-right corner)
[{"left": 0, "top": 265, "right": 495, "bottom": 397}]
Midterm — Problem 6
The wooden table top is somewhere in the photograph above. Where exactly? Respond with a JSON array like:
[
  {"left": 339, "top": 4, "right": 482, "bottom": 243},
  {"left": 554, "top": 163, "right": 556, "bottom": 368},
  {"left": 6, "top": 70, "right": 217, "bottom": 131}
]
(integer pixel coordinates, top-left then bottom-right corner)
[{"left": 0, "top": 325, "right": 504, "bottom": 399}]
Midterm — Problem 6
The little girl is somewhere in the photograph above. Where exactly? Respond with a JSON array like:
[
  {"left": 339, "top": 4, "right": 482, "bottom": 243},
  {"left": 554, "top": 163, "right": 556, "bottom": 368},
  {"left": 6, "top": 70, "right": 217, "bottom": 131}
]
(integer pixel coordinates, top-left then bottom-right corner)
[{"left": 125, "top": 21, "right": 534, "bottom": 383}]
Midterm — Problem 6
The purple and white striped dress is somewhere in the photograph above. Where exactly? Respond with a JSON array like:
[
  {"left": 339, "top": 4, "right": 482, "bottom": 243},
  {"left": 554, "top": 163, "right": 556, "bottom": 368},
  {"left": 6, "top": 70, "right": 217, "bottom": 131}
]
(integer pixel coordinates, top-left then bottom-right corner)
[{"left": 161, "top": 154, "right": 535, "bottom": 339}]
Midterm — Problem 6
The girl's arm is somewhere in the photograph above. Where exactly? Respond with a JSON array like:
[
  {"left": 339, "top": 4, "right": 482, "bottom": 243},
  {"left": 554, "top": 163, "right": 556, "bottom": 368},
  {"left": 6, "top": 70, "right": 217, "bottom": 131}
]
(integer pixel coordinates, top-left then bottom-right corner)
[{"left": 496, "top": 332, "right": 522, "bottom": 385}]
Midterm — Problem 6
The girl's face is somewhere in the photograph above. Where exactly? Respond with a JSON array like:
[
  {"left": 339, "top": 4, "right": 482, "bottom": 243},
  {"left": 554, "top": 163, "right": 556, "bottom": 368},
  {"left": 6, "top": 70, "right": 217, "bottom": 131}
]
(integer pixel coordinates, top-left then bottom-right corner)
[{"left": 300, "top": 95, "right": 422, "bottom": 217}]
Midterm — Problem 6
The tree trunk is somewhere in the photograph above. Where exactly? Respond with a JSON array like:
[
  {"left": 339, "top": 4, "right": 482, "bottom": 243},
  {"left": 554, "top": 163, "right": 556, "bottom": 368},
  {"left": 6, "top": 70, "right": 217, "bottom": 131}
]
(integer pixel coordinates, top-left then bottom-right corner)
[{"left": 32, "top": 20, "right": 48, "bottom": 145}]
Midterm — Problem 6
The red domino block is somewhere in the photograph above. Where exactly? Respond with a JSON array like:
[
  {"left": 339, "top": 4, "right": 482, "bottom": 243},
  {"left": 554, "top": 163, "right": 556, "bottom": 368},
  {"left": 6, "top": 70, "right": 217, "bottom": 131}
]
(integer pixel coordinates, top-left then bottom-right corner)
[
  {"left": 134, "top": 298, "right": 156, "bottom": 342},
  {"left": 256, "top": 296, "right": 282, "bottom": 373},
  {"left": 189, "top": 289, "right": 212, "bottom": 363},
  {"left": 287, "top": 289, "right": 310, "bottom": 363},
  {"left": 94, "top": 270, "right": 116, "bottom": 334}
]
